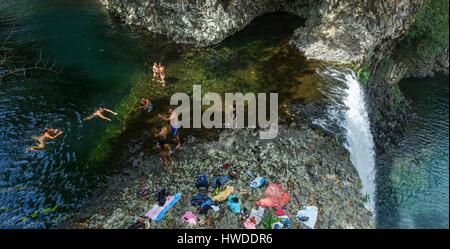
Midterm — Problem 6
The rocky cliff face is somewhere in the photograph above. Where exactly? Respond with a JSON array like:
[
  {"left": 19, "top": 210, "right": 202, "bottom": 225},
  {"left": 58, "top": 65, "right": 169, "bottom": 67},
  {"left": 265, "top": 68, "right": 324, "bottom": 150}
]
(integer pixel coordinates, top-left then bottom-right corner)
[
  {"left": 404, "top": 48, "right": 449, "bottom": 78},
  {"left": 366, "top": 57, "right": 412, "bottom": 153},
  {"left": 99, "top": 0, "right": 422, "bottom": 64},
  {"left": 292, "top": 0, "right": 422, "bottom": 64}
]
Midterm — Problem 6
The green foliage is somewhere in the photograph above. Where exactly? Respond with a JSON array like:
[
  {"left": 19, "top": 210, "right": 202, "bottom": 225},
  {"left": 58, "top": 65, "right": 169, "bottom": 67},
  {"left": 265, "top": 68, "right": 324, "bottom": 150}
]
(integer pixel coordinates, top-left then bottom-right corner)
[
  {"left": 373, "top": 112, "right": 383, "bottom": 123},
  {"left": 400, "top": 0, "right": 449, "bottom": 61},
  {"left": 392, "top": 84, "right": 404, "bottom": 112},
  {"left": 356, "top": 178, "right": 363, "bottom": 190},
  {"left": 261, "top": 209, "right": 282, "bottom": 229},
  {"left": 362, "top": 194, "right": 370, "bottom": 204},
  {"left": 356, "top": 64, "right": 371, "bottom": 86}
]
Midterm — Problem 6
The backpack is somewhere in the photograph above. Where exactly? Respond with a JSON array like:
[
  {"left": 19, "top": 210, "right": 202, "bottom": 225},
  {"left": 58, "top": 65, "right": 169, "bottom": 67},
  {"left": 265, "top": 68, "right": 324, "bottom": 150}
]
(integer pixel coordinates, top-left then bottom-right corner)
[
  {"left": 196, "top": 174, "right": 209, "bottom": 189},
  {"left": 191, "top": 194, "right": 210, "bottom": 206},
  {"left": 156, "top": 188, "right": 168, "bottom": 206}
]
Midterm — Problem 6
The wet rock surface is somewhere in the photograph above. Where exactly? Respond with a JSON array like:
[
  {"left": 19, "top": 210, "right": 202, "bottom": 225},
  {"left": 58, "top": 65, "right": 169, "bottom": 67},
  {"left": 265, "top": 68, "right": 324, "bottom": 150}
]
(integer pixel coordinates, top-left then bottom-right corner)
[
  {"left": 404, "top": 48, "right": 449, "bottom": 78},
  {"left": 290, "top": 0, "right": 422, "bottom": 64},
  {"left": 61, "top": 125, "right": 373, "bottom": 229},
  {"left": 366, "top": 58, "right": 412, "bottom": 154},
  {"left": 98, "top": 0, "right": 421, "bottom": 64}
]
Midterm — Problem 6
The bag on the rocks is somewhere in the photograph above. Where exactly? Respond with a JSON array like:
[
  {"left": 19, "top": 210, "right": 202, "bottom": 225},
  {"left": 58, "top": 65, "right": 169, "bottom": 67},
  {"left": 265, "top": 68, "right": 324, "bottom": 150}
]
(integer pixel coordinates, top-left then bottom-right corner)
[
  {"left": 211, "top": 175, "right": 230, "bottom": 188},
  {"left": 227, "top": 195, "right": 241, "bottom": 214},
  {"left": 250, "top": 176, "right": 266, "bottom": 188},
  {"left": 249, "top": 207, "right": 265, "bottom": 225},
  {"left": 156, "top": 188, "right": 168, "bottom": 206},
  {"left": 146, "top": 193, "right": 182, "bottom": 222},
  {"left": 199, "top": 199, "right": 213, "bottom": 214},
  {"left": 191, "top": 193, "right": 210, "bottom": 206},
  {"left": 296, "top": 206, "right": 318, "bottom": 229},
  {"left": 196, "top": 174, "right": 209, "bottom": 189}
]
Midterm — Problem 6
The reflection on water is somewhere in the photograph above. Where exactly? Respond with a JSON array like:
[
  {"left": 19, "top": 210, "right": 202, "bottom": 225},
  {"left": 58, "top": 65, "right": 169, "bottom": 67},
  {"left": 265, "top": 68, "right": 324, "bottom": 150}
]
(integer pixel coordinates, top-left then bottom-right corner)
[
  {"left": 376, "top": 75, "right": 449, "bottom": 229},
  {"left": 0, "top": 0, "right": 323, "bottom": 228}
]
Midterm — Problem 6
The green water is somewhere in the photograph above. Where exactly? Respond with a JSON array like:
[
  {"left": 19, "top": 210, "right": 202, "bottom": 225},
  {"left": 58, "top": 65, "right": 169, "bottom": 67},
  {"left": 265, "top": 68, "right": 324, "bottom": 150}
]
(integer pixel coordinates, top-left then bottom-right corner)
[
  {"left": 3, "top": 0, "right": 446, "bottom": 230},
  {"left": 0, "top": 0, "right": 319, "bottom": 228},
  {"left": 376, "top": 75, "right": 449, "bottom": 228}
]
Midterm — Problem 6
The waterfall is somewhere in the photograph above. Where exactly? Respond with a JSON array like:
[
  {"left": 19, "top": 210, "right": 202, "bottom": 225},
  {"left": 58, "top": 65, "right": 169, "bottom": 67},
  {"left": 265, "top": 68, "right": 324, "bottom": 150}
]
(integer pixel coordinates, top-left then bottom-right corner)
[{"left": 315, "top": 68, "right": 377, "bottom": 212}]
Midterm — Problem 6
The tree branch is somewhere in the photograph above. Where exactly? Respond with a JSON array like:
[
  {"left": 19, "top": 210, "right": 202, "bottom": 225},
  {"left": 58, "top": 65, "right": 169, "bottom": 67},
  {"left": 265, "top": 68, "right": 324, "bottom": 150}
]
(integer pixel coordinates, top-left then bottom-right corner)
[{"left": 0, "top": 28, "right": 63, "bottom": 81}]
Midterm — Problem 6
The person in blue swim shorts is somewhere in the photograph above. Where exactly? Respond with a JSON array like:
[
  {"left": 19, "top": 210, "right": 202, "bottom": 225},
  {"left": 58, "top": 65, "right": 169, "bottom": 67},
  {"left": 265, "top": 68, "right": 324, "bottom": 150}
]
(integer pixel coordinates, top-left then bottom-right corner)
[
  {"left": 139, "top": 97, "right": 154, "bottom": 113},
  {"left": 158, "top": 108, "right": 182, "bottom": 149}
]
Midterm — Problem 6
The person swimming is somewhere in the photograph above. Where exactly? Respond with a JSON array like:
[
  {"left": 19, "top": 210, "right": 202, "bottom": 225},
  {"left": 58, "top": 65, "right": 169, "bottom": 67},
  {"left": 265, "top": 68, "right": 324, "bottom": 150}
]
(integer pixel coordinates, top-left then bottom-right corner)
[
  {"left": 158, "top": 108, "right": 181, "bottom": 149},
  {"left": 28, "top": 128, "right": 63, "bottom": 151},
  {"left": 84, "top": 107, "right": 118, "bottom": 122},
  {"left": 139, "top": 97, "right": 154, "bottom": 113}
]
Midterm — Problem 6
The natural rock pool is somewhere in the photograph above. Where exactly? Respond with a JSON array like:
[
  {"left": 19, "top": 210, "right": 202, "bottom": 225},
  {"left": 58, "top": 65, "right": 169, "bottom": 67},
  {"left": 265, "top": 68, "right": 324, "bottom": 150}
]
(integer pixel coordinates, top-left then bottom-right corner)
[
  {"left": 0, "top": 0, "right": 448, "bottom": 229},
  {"left": 0, "top": 0, "right": 321, "bottom": 228},
  {"left": 376, "top": 75, "right": 449, "bottom": 229}
]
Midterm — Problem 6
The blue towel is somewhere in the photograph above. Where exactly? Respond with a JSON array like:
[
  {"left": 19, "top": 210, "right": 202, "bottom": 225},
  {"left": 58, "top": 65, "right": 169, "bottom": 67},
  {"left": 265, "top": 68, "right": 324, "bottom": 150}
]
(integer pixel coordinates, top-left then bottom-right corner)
[{"left": 154, "top": 193, "right": 182, "bottom": 222}]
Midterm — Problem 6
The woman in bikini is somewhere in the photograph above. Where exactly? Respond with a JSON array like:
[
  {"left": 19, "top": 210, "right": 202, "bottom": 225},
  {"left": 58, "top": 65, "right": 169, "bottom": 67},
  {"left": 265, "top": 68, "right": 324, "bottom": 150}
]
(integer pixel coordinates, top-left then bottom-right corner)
[
  {"left": 29, "top": 128, "right": 63, "bottom": 151},
  {"left": 154, "top": 124, "right": 172, "bottom": 168}
]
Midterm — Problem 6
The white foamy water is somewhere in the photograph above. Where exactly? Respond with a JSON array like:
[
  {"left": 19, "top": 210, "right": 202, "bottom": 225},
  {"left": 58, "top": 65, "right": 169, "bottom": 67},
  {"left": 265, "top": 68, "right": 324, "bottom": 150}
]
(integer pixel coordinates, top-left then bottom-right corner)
[{"left": 316, "top": 68, "right": 376, "bottom": 212}]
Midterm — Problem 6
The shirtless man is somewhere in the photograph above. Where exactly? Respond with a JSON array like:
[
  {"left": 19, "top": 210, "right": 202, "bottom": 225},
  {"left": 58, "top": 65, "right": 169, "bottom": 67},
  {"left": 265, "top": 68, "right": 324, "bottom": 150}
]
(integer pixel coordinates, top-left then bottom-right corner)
[
  {"left": 28, "top": 128, "right": 63, "bottom": 151},
  {"left": 139, "top": 97, "right": 154, "bottom": 113},
  {"left": 84, "top": 107, "right": 117, "bottom": 122},
  {"left": 158, "top": 108, "right": 181, "bottom": 149}
]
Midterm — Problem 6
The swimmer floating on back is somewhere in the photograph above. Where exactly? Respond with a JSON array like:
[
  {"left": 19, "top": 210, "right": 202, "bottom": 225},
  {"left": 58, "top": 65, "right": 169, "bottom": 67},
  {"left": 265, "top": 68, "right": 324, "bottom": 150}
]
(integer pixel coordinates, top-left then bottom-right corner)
[
  {"left": 84, "top": 107, "right": 117, "bottom": 122},
  {"left": 28, "top": 128, "right": 63, "bottom": 151}
]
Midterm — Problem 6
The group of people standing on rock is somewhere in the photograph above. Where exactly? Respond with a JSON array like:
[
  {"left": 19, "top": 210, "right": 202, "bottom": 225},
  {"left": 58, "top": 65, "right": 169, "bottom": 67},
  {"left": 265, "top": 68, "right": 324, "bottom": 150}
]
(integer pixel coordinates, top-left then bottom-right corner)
[
  {"left": 28, "top": 62, "right": 180, "bottom": 170},
  {"left": 154, "top": 108, "right": 182, "bottom": 168},
  {"left": 152, "top": 62, "right": 165, "bottom": 86}
]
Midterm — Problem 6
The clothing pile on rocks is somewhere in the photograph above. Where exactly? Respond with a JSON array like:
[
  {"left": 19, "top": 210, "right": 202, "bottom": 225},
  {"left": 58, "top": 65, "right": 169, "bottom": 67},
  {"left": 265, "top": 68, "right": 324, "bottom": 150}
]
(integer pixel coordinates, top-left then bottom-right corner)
[
  {"left": 130, "top": 168, "right": 319, "bottom": 229},
  {"left": 76, "top": 127, "right": 372, "bottom": 229}
]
